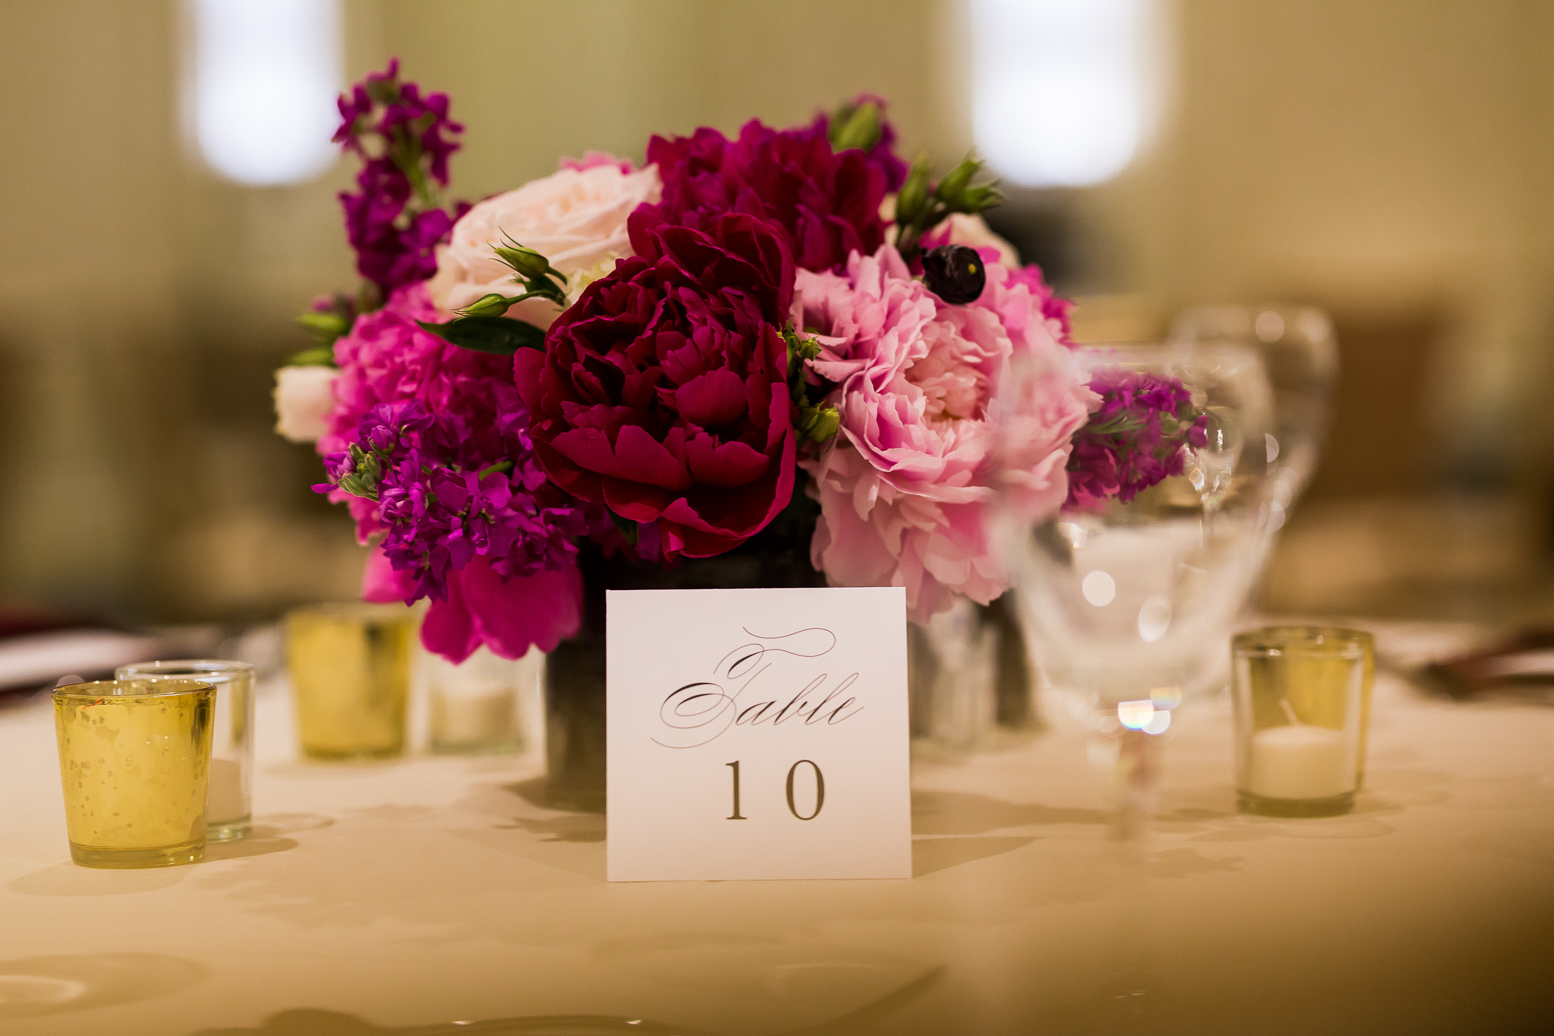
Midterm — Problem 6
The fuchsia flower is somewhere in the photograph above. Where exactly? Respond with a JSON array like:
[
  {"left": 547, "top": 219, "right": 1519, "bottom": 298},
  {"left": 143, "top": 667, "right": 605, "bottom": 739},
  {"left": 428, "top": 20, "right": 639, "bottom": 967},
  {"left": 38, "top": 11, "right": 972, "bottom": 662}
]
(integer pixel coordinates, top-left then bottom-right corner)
[
  {"left": 362, "top": 547, "right": 582, "bottom": 662},
  {"left": 796, "top": 246, "right": 1093, "bottom": 623},
  {"left": 318, "top": 285, "right": 598, "bottom": 662},
  {"left": 1065, "top": 368, "right": 1209, "bottom": 508},
  {"left": 516, "top": 211, "right": 797, "bottom": 560},
  {"left": 640, "top": 119, "right": 889, "bottom": 273}
]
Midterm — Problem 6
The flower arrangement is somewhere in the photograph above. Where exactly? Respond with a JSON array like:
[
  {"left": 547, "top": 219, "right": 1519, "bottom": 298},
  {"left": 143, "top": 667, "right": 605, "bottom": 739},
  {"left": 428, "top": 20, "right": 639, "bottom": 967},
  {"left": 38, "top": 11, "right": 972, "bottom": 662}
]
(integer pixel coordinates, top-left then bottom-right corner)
[{"left": 274, "top": 62, "right": 1204, "bottom": 664}]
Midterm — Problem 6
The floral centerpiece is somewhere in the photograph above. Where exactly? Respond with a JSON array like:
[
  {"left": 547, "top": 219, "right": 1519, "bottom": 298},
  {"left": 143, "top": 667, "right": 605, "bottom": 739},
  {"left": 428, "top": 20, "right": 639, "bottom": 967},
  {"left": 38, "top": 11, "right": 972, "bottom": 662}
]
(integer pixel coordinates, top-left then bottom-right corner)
[{"left": 274, "top": 62, "right": 1204, "bottom": 672}]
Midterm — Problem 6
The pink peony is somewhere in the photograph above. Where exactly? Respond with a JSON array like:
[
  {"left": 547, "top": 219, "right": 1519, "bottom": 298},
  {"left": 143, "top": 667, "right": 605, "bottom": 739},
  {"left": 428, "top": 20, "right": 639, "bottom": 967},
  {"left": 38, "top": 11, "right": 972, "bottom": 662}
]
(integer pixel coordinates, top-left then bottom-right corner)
[
  {"left": 795, "top": 246, "right": 1093, "bottom": 623},
  {"left": 426, "top": 159, "right": 661, "bottom": 326}
]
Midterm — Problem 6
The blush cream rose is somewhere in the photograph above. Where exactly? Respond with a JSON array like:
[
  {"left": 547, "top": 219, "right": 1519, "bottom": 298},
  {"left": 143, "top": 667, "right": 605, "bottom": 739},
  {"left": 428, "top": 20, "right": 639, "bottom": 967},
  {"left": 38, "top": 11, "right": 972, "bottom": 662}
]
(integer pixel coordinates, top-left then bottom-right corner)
[
  {"left": 426, "top": 157, "right": 661, "bottom": 327},
  {"left": 273, "top": 365, "right": 339, "bottom": 443}
]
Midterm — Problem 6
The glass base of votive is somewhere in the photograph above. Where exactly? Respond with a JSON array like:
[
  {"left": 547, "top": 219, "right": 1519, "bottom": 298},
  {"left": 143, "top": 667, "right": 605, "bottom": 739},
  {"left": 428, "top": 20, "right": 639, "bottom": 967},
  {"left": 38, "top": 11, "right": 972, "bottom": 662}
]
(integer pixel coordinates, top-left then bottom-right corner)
[
  {"left": 208, "top": 817, "right": 251, "bottom": 842},
  {"left": 69, "top": 840, "right": 205, "bottom": 869},
  {"left": 1238, "top": 790, "right": 1355, "bottom": 818},
  {"left": 301, "top": 745, "right": 403, "bottom": 763},
  {"left": 429, "top": 736, "right": 522, "bottom": 756}
]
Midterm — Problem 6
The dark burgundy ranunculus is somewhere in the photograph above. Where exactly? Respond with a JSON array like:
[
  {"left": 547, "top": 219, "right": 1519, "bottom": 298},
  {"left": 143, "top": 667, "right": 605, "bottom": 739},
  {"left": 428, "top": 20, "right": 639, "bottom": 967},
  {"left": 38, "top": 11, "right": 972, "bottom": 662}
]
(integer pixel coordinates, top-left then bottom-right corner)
[
  {"left": 639, "top": 119, "right": 888, "bottom": 273},
  {"left": 514, "top": 211, "right": 797, "bottom": 560}
]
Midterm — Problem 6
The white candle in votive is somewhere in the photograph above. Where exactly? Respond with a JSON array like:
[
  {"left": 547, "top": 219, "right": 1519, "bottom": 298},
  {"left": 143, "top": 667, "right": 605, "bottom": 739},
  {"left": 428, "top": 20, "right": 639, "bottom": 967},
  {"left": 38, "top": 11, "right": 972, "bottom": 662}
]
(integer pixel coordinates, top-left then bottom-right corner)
[
  {"left": 1245, "top": 724, "right": 1353, "bottom": 800},
  {"left": 206, "top": 758, "right": 246, "bottom": 822},
  {"left": 433, "top": 684, "right": 515, "bottom": 745}
]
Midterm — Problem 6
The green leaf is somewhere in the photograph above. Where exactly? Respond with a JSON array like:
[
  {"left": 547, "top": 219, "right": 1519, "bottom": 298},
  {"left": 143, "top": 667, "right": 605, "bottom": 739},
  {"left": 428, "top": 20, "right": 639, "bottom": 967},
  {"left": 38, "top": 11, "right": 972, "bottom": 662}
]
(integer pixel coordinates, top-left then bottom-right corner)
[
  {"left": 285, "top": 346, "right": 337, "bottom": 367},
  {"left": 417, "top": 316, "right": 547, "bottom": 355}
]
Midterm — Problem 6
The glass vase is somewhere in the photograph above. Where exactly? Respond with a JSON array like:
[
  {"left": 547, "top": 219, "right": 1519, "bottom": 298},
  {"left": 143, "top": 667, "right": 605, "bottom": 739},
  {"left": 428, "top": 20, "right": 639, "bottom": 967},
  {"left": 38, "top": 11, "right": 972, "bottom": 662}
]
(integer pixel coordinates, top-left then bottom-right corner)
[{"left": 543, "top": 498, "right": 825, "bottom": 812}]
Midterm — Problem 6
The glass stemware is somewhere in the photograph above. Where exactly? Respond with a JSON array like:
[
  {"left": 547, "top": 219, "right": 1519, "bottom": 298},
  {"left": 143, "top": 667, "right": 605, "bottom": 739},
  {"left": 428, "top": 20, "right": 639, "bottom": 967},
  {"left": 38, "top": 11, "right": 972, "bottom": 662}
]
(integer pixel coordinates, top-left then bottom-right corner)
[
  {"left": 995, "top": 341, "right": 1273, "bottom": 1003},
  {"left": 1169, "top": 304, "right": 1337, "bottom": 531}
]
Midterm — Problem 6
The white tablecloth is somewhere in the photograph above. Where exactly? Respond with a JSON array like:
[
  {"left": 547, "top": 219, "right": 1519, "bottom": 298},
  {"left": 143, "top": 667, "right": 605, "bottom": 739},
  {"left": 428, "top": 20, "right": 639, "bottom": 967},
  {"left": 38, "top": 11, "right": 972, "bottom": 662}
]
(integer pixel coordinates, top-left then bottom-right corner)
[{"left": 2, "top": 632, "right": 1551, "bottom": 1036}]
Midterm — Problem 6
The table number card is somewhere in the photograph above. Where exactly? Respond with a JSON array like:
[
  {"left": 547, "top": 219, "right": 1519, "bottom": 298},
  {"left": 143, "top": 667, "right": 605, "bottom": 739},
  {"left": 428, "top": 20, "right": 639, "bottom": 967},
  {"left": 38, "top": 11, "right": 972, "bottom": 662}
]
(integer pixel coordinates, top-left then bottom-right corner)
[{"left": 606, "top": 587, "right": 911, "bottom": 882}]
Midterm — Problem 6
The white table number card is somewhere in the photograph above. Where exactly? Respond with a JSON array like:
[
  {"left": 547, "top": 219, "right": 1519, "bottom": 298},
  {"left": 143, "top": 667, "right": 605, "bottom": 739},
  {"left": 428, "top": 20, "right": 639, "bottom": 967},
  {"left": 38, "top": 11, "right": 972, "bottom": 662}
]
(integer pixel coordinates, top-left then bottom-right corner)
[{"left": 606, "top": 586, "right": 911, "bottom": 882}]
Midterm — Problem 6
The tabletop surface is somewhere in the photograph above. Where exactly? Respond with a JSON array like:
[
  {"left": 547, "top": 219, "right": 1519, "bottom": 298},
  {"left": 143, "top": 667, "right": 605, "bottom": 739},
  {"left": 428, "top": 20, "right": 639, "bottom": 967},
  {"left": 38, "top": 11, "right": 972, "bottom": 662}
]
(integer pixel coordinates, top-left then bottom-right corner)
[{"left": 2, "top": 625, "right": 1552, "bottom": 1036}]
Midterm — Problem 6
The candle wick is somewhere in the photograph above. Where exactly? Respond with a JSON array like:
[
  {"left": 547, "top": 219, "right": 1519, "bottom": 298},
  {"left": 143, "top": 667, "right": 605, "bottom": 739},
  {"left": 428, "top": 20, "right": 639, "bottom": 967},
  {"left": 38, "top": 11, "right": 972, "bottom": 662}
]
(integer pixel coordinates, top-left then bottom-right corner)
[{"left": 1278, "top": 698, "right": 1303, "bottom": 726}]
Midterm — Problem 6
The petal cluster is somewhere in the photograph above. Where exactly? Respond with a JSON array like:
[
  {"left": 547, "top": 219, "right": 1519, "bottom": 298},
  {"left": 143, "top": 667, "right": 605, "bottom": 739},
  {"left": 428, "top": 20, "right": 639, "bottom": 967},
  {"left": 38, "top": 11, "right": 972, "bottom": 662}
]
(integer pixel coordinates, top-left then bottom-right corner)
[
  {"left": 428, "top": 159, "right": 662, "bottom": 326},
  {"left": 319, "top": 284, "right": 597, "bottom": 662},
  {"left": 640, "top": 119, "right": 889, "bottom": 273},
  {"left": 516, "top": 212, "right": 797, "bottom": 560},
  {"left": 797, "top": 246, "right": 1092, "bottom": 623}
]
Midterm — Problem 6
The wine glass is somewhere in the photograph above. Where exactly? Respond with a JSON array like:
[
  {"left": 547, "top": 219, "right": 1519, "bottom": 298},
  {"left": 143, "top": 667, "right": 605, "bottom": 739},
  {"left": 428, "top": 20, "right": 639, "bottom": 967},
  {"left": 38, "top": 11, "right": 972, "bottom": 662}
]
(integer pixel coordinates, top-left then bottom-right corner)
[
  {"left": 1169, "top": 304, "right": 1337, "bottom": 530},
  {"left": 995, "top": 341, "right": 1273, "bottom": 1004}
]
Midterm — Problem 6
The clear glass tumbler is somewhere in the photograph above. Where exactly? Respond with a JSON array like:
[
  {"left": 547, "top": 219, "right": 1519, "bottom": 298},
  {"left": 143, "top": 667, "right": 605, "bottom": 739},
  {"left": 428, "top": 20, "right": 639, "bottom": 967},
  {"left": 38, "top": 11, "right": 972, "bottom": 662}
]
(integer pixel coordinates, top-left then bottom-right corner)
[
  {"left": 285, "top": 603, "right": 415, "bottom": 761},
  {"left": 116, "top": 660, "right": 255, "bottom": 841},
  {"left": 52, "top": 678, "right": 215, "bottom": 868},
  {"left": 425, "top": 646, "right": 531, "bottom": 755},
  {"left": 1231, "top": 626, "right": 1374, "bottom": 817}
]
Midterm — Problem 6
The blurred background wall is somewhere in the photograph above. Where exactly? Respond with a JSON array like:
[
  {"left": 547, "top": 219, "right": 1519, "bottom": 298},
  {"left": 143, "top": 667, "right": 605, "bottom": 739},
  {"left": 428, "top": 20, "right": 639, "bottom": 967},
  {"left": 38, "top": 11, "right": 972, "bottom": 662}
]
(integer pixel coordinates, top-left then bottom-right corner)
[{"left": 1, "top": 0, "right": 1551, "bottom": 627}]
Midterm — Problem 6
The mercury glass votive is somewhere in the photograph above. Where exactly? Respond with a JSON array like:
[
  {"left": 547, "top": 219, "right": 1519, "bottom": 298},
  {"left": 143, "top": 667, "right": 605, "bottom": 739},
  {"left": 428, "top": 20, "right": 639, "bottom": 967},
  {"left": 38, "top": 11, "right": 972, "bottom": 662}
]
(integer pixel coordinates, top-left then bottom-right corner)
[
  {"left": 286, "top": 603, "right": 414, "bottom": 761},
  {"left": 52, "top": 679, "right": 215, "bottom": 868},
  {"left": 1231, "top": 627, "right": 1374, "bottom": 817},
  {"left": 116, "top": 660, "right": 255, "bottom": 841}
]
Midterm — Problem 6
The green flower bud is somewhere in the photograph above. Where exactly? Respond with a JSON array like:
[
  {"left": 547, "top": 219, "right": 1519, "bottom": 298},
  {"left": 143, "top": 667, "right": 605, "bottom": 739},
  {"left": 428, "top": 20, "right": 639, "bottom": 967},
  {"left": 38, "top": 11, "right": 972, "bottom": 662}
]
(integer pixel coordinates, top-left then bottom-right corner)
[
  {"left": 895, "top": 153, "right": 933, "bottom": 226},
  {"left": 829, "top": 101, "right": 883, "bottom": 153},
  {"left": 798, "top": 404, "right": 842, "bottom": 445},
  {"left": 460, "top": 293, "right": 516, "bottom": 318},
  {"left": 493, "top": 243, "right": 552, "bottom": 281},
  {"left": 337, "top": 445, "right": 382, "bottom": 500},
  {"left": 957, "top": 182, "right": 1003, "bottom": 214},
  {"left": 934, "top": 154, "right": 980, "bottom": 204}
]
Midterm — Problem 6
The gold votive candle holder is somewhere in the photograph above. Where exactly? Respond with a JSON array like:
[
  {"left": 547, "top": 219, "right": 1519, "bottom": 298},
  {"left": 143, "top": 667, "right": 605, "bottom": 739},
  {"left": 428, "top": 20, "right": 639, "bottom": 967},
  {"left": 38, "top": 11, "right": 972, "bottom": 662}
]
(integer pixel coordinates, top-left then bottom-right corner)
[
  {"left": 116, "top": 660, "right": 255, "bottom": 841},
  {"left": 52, "top": 678, "right": 215, "bottom": 868},
  {"left": 285, "top": 603, "right": 414, "bottom": 761},
  {"left": 1231, "top": 626, "right": 1374, "bottom": 817}
]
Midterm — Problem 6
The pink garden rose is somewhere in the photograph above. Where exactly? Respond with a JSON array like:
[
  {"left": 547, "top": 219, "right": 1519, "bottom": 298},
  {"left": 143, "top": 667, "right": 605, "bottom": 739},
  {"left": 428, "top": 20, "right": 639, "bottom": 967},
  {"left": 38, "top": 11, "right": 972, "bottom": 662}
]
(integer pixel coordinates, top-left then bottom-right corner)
[
  {"left": 796, "top": 246, "right": 1093, "bottom": 623},
  {"left": 427, "top": 158, "right": 661, "bottom": 326}
]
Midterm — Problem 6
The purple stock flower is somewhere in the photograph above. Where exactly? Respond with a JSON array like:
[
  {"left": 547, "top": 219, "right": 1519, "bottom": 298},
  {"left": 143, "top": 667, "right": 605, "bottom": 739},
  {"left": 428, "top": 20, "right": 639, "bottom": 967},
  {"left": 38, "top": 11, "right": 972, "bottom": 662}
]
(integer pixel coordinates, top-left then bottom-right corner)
[
  {"left": 333, "top": 60, "right": 466, "bottom": 295},
  {"left": 319, "top": 400, "right": 600, "bottom": 604},
  {"left": 1065, "top": 369, "right": 1210, "bottom": 508}
]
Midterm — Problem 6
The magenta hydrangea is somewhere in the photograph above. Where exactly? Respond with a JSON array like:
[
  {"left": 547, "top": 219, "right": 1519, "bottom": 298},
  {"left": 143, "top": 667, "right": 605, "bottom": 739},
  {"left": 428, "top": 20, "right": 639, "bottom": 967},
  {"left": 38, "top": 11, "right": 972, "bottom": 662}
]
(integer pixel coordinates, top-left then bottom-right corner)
[
  {"left": 317, "top": 283, "right": 604, "bottom": 662},
  {"left": 639, "top": 119, "right": 889, "bottom": 273},
  {"left": 333, "top": 59, "right": 467, "bottom": 293},
  {"left": 1066, "top": 369, "right": 1210, "bottom": 507}
]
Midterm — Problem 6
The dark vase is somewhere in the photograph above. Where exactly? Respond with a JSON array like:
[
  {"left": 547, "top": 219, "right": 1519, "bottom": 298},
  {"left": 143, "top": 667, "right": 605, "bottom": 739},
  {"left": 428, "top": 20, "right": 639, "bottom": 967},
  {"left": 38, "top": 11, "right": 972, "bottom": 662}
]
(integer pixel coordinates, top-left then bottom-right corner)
[{"left": 540, "top": 480, "right": 825, "bottom": 812}]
